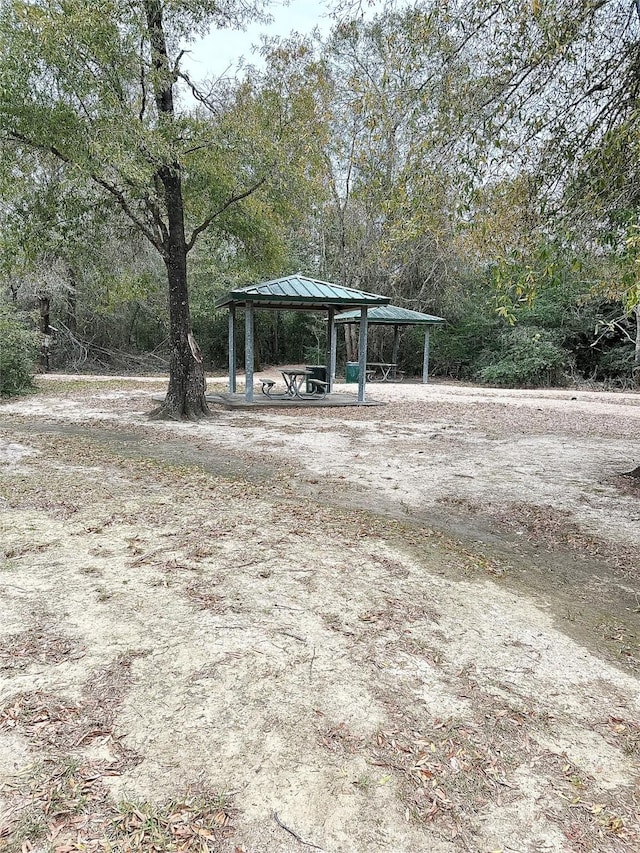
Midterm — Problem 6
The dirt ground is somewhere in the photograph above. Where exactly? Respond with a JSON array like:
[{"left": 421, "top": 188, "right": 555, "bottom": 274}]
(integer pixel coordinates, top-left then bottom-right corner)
[{"left": 0, "top": 374, "right": 639, "bottom": 853}]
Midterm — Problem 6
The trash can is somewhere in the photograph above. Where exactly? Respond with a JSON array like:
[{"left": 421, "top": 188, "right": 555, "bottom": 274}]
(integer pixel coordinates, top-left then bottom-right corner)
[
  {"left": 305, "top": 365, "right": 327, "bottom": 394},
  {"left": 345, "top": 361, "right": 359, "bottom": 383}
]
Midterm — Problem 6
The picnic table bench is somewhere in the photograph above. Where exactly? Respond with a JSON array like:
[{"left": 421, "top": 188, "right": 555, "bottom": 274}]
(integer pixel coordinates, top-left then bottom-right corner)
[
  {"left": 261, "top": 369, "right": 328, "bottom": 400},
  {"left": 366, "top": 362, "right": 405, "bottom": 382}
]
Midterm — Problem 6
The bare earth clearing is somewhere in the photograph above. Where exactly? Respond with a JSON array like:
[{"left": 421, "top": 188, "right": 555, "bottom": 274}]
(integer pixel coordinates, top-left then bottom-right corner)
[{"left": 0, "top": 375, "right": 639, "bottom": 853}]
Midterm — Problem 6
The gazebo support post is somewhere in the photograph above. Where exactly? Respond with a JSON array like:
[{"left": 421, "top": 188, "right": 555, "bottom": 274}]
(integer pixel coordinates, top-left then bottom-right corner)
[
  {"left": 422, "top": 326, "right": 430, "bottom": 384},
  {"left": 358, "top": 306, "right": 368, "bottom": 403},
  {"left": 327, "top": 308, "right": 336, "bottom": 392},
  {"left": 245, "top": 303, "right": 255, "bottom": 402},
  {"left": 391, "top": 324, "right": 400, "bottom": 378},
  {"left": 228, "top": 305, "right": 236, "bottom": 393}
]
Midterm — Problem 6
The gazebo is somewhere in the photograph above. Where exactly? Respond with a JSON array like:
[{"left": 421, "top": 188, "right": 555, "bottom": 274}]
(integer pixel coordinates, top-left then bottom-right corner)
[
  {"left": 335, "top": 305, "right": 445, "bottom": 383},
  {"left": 214, "top": 275, "right": 390, "bottom": 403}
]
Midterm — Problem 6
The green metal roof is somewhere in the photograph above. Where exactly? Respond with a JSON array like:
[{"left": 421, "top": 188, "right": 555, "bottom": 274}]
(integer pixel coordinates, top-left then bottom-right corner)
[
  {"left": 215, "top": 274, "right": 391, "bottom": 310},
  {"left": 334, "top": 305, "right": 446, "bottom": 325}
]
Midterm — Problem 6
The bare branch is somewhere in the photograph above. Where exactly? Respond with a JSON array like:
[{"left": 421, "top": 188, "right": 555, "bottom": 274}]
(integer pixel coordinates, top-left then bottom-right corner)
[
  {"left": 9, "top": 130, "right": 72, "bottom": 165},
  {"left": 176, "top": 70, "right": 222, "bottom": 115},
  {"left": 173, "top": 49, "right": 186, "bottom": 78}
]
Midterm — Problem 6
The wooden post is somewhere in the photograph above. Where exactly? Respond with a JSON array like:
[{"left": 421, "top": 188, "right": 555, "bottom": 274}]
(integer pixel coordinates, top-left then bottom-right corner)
[
  {"left": 228, "top": 305, "right": 236, "bottom": 393},
  {"left": 327, "top": 308, "right": 336, "bottom": 392},
  {"left": 422, "top": 326, "right": 430, "bottom": 384},
  {"left": 358, "top": 307, "right": 368, "bottom": 403},
  {"left": 245, "top": 303, "right": 254, "bottom": 402}
]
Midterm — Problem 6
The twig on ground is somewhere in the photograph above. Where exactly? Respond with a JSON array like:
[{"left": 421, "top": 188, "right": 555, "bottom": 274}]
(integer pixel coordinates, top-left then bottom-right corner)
[
  {"left": 273, "top": 811, "right": 325, "bottom": 850},
  {"left": 309, "top": 646, "right": 316, "bottom": 679},
  {"left": 279, "top": 631, "right": 307, "bottom": 643},
  {"left": 0, "top": 584, "right": 30, "bottom": 594}
]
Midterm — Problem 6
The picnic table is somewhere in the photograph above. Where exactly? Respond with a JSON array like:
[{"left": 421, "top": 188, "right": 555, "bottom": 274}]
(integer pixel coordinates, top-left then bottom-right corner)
[
  {"left": 261, "top": 369, "right": 328, "bottom": 400},
  {"left": 281, "top": 369, "right": 311, "bottom": 396},
  {"left": 366, "top": 362, "right": 404, "bottom": 382}
]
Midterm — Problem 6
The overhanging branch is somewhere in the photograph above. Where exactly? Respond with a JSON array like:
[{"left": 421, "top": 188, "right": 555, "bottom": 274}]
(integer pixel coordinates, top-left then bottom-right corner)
[
  {"left": 186, "top": 176, "right": 267, "bottom": 252},
  {"left": 8, "top": 130, "right": 164, "bottom": 254},
  {"left": 92, "top": 175, "right": 163, "bottom": 252}
]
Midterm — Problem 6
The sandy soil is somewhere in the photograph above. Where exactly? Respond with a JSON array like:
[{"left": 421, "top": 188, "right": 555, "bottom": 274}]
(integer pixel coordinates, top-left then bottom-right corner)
[{"left": 0, "top": 374, "right": 639, "bottom": 853}]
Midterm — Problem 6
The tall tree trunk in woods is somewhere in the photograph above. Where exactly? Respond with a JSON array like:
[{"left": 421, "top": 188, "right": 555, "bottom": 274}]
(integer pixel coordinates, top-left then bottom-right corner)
[
  {"left": 345, "top": 325, "right": 357, "bottom": 363},
  {"left": 65, "top": 266, "right": 77, "bottom": 335},
  {"left": 338, "top": 216, "right": 359, "bottom": 364},
  {"left": 38, "top": 294, "right": 51, "bottom": 371},
  {"left": 145, "top": 0, "right": 208, "bottom": 419},
  {"left": 634, "top": 306, "right": 640, "bottom": 386},
  {"left": 128, "top": 303, "right": 140, "bottom": 347}
]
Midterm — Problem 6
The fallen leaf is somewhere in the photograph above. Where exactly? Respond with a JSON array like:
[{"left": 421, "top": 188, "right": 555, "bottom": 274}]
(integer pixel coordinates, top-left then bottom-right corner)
[{"left": 607, "top": 816, "right": 624, "bottom": 833}]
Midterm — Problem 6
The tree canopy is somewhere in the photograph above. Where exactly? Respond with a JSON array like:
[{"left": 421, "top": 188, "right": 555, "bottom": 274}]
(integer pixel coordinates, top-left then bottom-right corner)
[{"left": 2, "top": 0, "right": 639, "bottom": 395}]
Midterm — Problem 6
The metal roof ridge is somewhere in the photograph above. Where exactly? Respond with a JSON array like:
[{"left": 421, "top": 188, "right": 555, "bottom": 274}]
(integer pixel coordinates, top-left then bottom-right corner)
[
  {"left": 335, "top": 305, "right": 446, "bottom": 323},
  {"left": 226, "top": 277, "right": 389, "bottom": 299},
  {"left": 214, "top": 276, "right": 395, "bottom": 310}
]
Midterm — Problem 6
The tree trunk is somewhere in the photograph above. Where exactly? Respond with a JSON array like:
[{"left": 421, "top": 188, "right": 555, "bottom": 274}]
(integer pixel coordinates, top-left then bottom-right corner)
[
  {"left": 38, "top": 294, "right": 52, "bottom": 371},
  {"left": 634, "top": 305, "right": 640, "bottom": 386},
  {"left": 345, "top": 325, "right": 357, "bottom": 363},
  {"left": 391, "top": 325, "right": 401, "bottom": 365},
  {"left": 65, "top": 265, "right": 77, "bottom": 335},
  {"left": 128, "top": 302, "right": 140, "bottom": 347},
  {"left": 153, "top": 165, "right": 208, "bottom": 420},
  {"left": 145, "top": 0, "right": 208, "bottom": 419}
]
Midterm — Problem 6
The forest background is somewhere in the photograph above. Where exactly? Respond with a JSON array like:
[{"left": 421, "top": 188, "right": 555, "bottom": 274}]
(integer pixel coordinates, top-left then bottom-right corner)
[{"left": 2, "top": 0, "right": 640, "bottom": 397}]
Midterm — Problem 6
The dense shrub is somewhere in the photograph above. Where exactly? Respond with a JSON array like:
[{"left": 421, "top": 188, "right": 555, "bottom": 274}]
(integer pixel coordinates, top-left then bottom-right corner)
[
  {"left": 399, "top": 285, "right": 502, "bottom": 379},
  {"left": 477, "top": 327, "right": 569, "bottom": 387},
  {"left": 596, "top": 344, "right": 636, "bottom": 384},
  {"left": 0, "top": 303, "right": 39, "bottom": 395},
  {"left": 397, "top": 254, "right": 631, "bottom": 387},
  {"left": 427, "top": 313, "right": 501, "bottom": 379}
]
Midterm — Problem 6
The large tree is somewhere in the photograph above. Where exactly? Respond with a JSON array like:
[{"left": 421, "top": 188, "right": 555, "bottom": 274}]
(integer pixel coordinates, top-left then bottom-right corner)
[
  {"left": 311, "top": 7, "right": 470, "bottom": 362},
  {"left": 0, "top": 0, "right": 271, "bottom": 418}
]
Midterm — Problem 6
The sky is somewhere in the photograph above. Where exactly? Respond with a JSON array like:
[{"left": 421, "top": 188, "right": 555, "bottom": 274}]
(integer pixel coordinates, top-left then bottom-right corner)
[{"left": 183, "top": 1, "right": 335, "bottom": 79}]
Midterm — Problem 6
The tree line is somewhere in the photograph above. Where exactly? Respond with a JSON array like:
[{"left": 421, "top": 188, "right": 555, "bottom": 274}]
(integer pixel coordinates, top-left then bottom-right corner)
[{"left": 1, "top": 1, "right": 639, "bottom": 408}]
